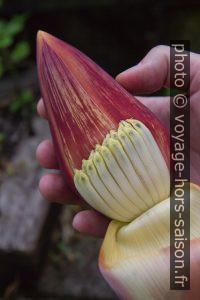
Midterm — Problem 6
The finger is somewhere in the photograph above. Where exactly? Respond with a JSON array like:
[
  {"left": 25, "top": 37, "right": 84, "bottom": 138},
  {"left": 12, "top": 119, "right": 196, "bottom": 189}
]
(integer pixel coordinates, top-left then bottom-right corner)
[
  {"left": 36, "top": 139, "right": 59, "bottom": 169},
  {"left": 72, "top": 210, "right": 110, "bottom": 238},
  {"left": 116, "top": 45, "right": 170, "bottom": 94},
  {"left": 117, "top": 46, "right": 200, "bottom": 95},
  {"left": 136, "top": 96, "right": 170, "bottom": 129},
  {"left": 37, "top": 98, "right": 47, "bottom": 119},
  {"left": 39, "top": 173, "right": 83, "bottom": 205}
]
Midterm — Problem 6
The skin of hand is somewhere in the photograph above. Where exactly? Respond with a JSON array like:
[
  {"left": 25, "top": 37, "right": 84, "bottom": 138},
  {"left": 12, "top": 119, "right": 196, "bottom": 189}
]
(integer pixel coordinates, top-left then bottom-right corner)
[{"left": 36, "top": 45, "right": 200, "bottom": 238}]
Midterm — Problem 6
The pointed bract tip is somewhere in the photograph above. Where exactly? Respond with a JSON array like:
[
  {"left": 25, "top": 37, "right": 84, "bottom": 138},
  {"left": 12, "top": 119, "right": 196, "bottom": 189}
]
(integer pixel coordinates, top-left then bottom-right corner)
[
  {"left": 37, "top": 30, "right": 72, "bottom": 63},
  {"left": 37, "top": 30, "right": 55, "bottom": 50},
  {"left": 37, "top": 30, "right": 51, "bottom": 42},
  {"left": 37, "top": 30, "right": 49, "bottom": 57}
]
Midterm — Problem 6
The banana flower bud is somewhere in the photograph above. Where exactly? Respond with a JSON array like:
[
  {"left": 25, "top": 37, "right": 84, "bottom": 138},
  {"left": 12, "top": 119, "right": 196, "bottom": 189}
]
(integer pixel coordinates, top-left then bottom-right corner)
[{"left": 37, "top": 31, "right": 200, "bottom": 299}]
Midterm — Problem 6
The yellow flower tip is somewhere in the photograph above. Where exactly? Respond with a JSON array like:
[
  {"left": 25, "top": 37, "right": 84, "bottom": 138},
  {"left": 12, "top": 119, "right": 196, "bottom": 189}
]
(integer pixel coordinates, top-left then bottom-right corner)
[
  {"left": 88, "top": 150, "right": 94, "bottom": 160},
  {"left": 93, "top": 151, "right": 102, "bottom": 164},
  {"left": 74, "top": 118, "right": 170, "bottom": 223},
  {"left": 95, "top": 144, "right": 101, "bottom": 152},
  {"left": 81, "top": 159, "right": 87, "bottom": 170},
  {"left": 110, "top": 130, "right": 118, "bottom": 139},
  {"left": 100, "top": 146, "right": 110, "bottom": 158},
  {"left": 74, "top": 169, "right": 79, "bottom": 176},
  {"left": 102, "top": 134, "right": 110, "bottom": 147},
  {"left": 117, "top": 128, "right": 126, "bottom": 140},
  {"left": 86, "top": 161, "right": 94, "bottom": 172}
]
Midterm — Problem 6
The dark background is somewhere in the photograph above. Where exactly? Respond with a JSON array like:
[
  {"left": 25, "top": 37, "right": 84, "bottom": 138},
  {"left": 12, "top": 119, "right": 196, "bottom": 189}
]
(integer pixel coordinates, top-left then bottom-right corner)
[
  {"left": 0, "top": 0, "right": 200, "bottom": 299},
  {"left": 2, "top": 0, "right": 200, "bottom": 75}
]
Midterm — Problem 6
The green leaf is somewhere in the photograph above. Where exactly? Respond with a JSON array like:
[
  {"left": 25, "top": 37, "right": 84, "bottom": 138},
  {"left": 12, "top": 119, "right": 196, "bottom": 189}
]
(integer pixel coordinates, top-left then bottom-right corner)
[
  {"left": 0, "top": 35, "right": 13, "bottom": 49},
  {"left": 10, "top": 41, "right": 30, "bottom": 63},
  {"left": 0, "top": 15, "right": 28, "bottom": 50},
  {"left": 9, "top": 98, "right": 22, "bottom": 113},
  {"left": 21, "top": 89, "right": 34, "bottom": 102},
  {"left": 9, "top": 89, "right": 34, "bottom": 113},
  {"left": 5, "top": 14, "right": 28, "bottom": 37}
]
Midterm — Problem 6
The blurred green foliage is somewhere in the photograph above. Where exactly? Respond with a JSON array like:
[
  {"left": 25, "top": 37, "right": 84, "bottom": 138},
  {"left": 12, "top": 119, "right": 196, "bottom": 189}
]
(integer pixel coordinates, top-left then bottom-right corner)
[
  {"left": 0, "top": 0, "right": 34, "bottom": 163},
  {"left": 0, "top": 0, "right": 34, "bottom": 117},
  {"left": 9, "top": 88, "right": 34, "bottom": 117},
  {"left": 0, "top": 13, "right": 30, "bottom": 76}
]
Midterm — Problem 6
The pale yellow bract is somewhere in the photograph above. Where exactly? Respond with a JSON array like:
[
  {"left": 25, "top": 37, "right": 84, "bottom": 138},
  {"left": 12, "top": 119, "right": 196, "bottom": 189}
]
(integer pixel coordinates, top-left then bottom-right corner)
[{"left": 99, "top": 184, "right": 200, "bottom": 300}]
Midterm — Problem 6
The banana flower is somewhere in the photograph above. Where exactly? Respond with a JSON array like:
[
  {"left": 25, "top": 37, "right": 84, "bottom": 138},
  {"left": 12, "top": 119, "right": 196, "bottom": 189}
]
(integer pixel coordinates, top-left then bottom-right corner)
[{"left": 37, "top": 31, "right": 200, "bottom": 300}]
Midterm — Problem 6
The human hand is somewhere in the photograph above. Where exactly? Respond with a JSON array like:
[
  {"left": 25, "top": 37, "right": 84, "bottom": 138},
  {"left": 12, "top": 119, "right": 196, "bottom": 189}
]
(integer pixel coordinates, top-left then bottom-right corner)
[
  {"left": 36, "top": 45, "right": 200, "bottom": 238},
  {"left": 116, "top": 45, "right": 200, "bottom": 186}
]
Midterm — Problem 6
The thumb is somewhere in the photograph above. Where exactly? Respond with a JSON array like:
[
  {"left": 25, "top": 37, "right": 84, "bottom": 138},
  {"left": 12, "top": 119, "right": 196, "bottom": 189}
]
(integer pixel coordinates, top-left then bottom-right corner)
[{"left": 116, "top": 45, "right": 170, "bottom": 94}]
